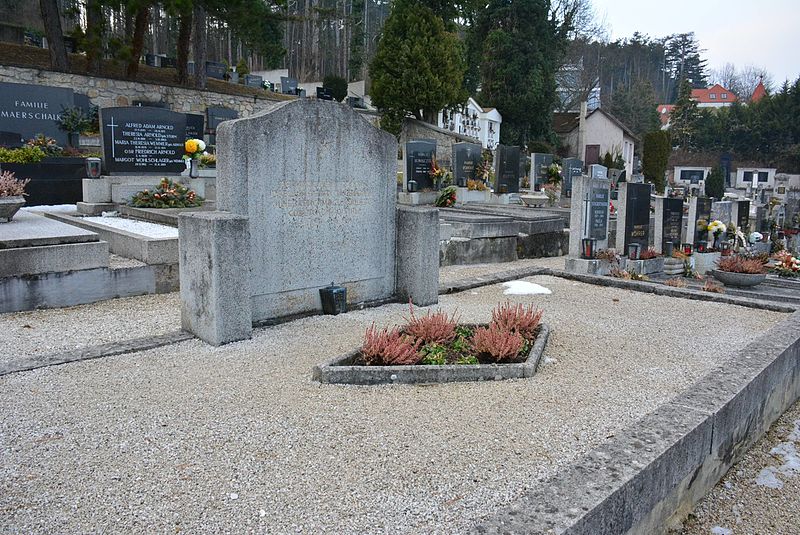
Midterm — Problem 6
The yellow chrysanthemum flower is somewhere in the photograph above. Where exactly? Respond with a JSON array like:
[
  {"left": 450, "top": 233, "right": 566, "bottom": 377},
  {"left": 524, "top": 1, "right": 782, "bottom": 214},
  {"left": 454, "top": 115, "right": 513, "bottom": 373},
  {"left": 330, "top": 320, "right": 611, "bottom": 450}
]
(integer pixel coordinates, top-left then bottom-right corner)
[{"left": 185, "top": 139, "right": 198, "bottom": 153}]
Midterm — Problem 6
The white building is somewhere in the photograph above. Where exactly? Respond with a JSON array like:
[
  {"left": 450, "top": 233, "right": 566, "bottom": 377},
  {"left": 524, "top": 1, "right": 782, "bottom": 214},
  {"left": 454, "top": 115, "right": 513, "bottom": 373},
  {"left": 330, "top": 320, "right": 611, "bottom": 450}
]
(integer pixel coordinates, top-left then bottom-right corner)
[
  {"left": 735, "top": 168, "right": 777, "bottom": 189},
  {"left": 437, "top": 97, "right": 502, "bottom": 150}
]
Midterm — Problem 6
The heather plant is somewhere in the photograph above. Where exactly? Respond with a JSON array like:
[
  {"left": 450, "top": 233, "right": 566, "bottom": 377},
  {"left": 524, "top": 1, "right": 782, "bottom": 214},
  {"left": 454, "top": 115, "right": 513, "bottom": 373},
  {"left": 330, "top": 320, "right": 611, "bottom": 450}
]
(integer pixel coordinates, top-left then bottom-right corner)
[
  {"left": 664, "top": 277, "right": 687, "bottom": 288},
  {"left": 638, "top": 247, "right": 659, "bottom": 260},
  {"left": 471, "top": 324, "right": 525, "bottom": 363},
  {"left": 490, "top": 302, "right": 542, "bottom": 340},
  {"left": 360, "top": 324, "right": 422, "bottom": 366},
  {"left": 716, "top": 256, "right": 767, "bottom": 274},
  {"left": 702, "top": 279, "right": 724, "bottom": 293},
  {"left": 0, "top": 171, "right": 29, "bottom": 197},
  {"left": 404, "top": 303, "right": 458, "bottom": 345}
]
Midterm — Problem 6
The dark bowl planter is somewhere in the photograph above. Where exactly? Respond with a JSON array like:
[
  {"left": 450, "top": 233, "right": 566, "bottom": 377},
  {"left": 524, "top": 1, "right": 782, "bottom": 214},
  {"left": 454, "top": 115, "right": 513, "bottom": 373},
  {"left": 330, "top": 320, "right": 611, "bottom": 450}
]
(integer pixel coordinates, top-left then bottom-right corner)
[
  {"left": 710, "top": 269, "right": 767, "bottom": 288},
  {"left": 0, "top": 196, "right": 26, "bottom": 222}
]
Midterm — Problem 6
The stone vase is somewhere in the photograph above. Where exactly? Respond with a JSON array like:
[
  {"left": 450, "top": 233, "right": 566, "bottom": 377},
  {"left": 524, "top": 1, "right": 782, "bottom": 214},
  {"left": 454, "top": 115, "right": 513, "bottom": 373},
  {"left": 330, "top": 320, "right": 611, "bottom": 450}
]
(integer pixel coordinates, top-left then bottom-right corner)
[
  {"left": 710, "top": 270, "right": 766, "bottom": 288},
  {"left": 0, "top": 196, "right": 25, "bottom": 222}
]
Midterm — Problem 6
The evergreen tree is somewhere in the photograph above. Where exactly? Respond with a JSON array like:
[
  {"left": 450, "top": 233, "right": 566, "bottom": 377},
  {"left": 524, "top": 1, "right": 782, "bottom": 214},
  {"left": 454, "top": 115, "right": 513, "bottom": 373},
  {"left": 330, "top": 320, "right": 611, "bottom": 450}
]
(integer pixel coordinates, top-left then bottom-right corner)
[
  {"left": 642, "top": 130, "right": 670, "bottom": 193},
  {"left": 369, "top": 0, "right": 467, "bottom": 134},
  {"left": 472, "top": 0, "right": 572, "bottom": 146},
  {"left": 705, "top": 166, "right": 724, "bottom": 199},
  {"left": 664, "top": 32, "right": 707, "bottom": 97},
  {"left": 669, "top": 79, "right": 700, "bottom": 149},
  {"left": 607, "top": 79, "right": 660, "bottom": 140},
  {"left": 323, "top": 74, "right": 348, "bottom": 101}
]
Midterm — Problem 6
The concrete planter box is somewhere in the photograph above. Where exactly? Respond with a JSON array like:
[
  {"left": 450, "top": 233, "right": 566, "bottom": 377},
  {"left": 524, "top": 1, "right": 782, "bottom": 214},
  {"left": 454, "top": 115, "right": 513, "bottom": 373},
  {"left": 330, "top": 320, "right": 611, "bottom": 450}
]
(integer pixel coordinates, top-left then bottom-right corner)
[
  {"left": 710, "top": 269, "right": 767, "bottom": 287},
  {"left": 1, "top": 158, "right": 86, "bottom": 205},
  {"left": 693, "top": 251, "right": 721, "bottom": 275},
  {"left": 565, "top": 257, "right": 620, "bottom": 276},
  {"left": 626, "top": 256, "right": 665, "bottom": 275},
  {"left": 456, "top": 187, "right": 491, "bottom": 204},
  {"left": 313, "top": 324, "right": 550, "bottom": 385},
  {"left": 0, "top": 196, "right": 25, "bottom": 222},
  {"left": 662, "top": 257, "right": 684, "bottom": 276}
]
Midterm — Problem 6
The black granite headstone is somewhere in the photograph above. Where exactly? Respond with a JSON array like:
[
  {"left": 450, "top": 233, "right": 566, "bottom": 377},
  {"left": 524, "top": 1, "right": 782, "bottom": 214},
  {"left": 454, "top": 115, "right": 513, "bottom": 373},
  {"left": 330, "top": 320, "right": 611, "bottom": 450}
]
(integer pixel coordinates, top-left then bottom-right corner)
[
  {"left": 494, "top": 145, "right": 520, "bottom": 194},
  {"left": 316, "top": 87, "right": 334, "bottom": 100},
  {"left": 623, "top": 183, "right": 651, "bottom": 251},
  {"left": 100, "top": 107, "right": 187, "bottom": 174},
  {"left": 661, "top": 197, "right": 683, "bottom": 250},
  {"left": 0, "top": 81, "right": 75, "bottom": 145},
  {"left": 694, "top": 196, "right": 712, "bottom": 247},
  {"left": 206, "top": 107, "right": 238, "bottom": 134},
  {"left": 281, "top": 77, "right": 299, "bottom": 95},
  {"left": 405, "top": 140, "right": 436, "bottom": 191},
  {"left": 160, "top": 56, "right": 177, "bottom": 69},
  {"left": 206, "top": 62, "right": 227, "bottom": 80},
  {"left": 531, "top": 153, "right": 554, "bottom": 188},
  {"left": 145, "top": 54, "right": 159, "bottom": 67},
  {"left": 244, "top": 74, "right": 264, "bottom": 88},
  {"left": 720, "top": 153, "right": 732, "bottom": 187},
  {"left": 186, "top": 114, "right": 205, "bottom": 139},
  {"left": 452, "top": 142, "right": 482, "bottom": 187},
  {"left": 588, "top": 185, "right": 609, "bottom": 240},
  {"left": 737, "top": 200, "right": 750, "bottom": 231},
  {"left": 0, "top": 131, "right": 25, "bottom": 148},
  {"left": 562, "top": 157, "right": 582, "bottom": 197}
]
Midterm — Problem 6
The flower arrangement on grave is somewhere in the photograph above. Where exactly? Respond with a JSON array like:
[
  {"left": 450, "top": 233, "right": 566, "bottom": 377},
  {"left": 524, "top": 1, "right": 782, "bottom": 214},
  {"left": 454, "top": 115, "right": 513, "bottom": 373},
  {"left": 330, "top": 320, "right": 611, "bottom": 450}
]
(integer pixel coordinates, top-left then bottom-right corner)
[
  {"left": 716, "top": 255, "right": 767, "bottom": 274},
  {"left": 26, "top": 134, "right": 63, "bottom": 157},
  {"left": 0, "top": 171, "right": 29, "bottom": 198},
  {"left": 131, "top": 178, "right": 204, "bottom": 208},
  {"left": 434, "top": 186, "right": 457, "bottom": 208},
  {"left": 542, "top": 183, "right": 559, "bottom": 206},
  {"left": 637, "top": 247, "right": 659, "bottom": 260},
  {"left": 429, "top": 159, "right": 452, "bottom": 188},
  {"left": 183, "top": 138, "right": 206, "bottom": 160},
  {"left": 707, "top": 220, "right": 726, "bottom": 237},
  {"left": 609, "top": 200, "right": 616, "bottom": 215},
  {"left": 355, "top": 302, "right": 543, "bottom": 366},
  {"left": 545, "top": 162, "right": 562, "bottom": 184},
  {"left": 773, "top": 251, "right": 800, "bottom": 278},
  {"left": 466, "top": 178, "right": 488, "bottom": 191},
  {"left": 696, "top": 219, "right": 708, "bottom": 233}
]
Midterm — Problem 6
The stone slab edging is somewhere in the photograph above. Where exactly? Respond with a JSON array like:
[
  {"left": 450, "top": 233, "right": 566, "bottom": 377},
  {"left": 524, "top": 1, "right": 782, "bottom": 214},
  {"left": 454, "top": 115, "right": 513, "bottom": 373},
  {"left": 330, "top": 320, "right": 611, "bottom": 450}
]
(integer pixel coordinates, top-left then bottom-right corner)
[
  {"left": 0, "top": 330, "right": 194, "bottom": 376},
  {"left": 312, "top": 324, "right": 550, "bottom": 385},
  {"left": 473, "top": 310, "right": 800, "bottom": 534}
]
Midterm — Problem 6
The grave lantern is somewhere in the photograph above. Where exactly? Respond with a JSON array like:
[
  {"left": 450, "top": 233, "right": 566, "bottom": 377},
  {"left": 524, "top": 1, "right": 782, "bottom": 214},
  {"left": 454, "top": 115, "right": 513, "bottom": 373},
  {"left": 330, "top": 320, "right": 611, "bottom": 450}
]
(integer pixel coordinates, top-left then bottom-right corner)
[
  {"left": 581, "top": 238, "right": 597, "bottom": 259},
  {"left": 407, "top": 179, "right": 418, "bottom": 193},
  {"left": 627, "top": 243, "right": 640, "bottom": 260},
  {"left": 319, "top": 282, "right": 347, "bottom": 315},
  {"left": 682, "top": 243, "right": 693, "bottom": 255},
  {"left": 664, "top": 242, "right": 674, "bottom": 257},
  {"left": 85, "top": 157, "right": 102, "bottom": 178},
  {"left": 697, "top": 240, "right": 707, "bottom": 253}
]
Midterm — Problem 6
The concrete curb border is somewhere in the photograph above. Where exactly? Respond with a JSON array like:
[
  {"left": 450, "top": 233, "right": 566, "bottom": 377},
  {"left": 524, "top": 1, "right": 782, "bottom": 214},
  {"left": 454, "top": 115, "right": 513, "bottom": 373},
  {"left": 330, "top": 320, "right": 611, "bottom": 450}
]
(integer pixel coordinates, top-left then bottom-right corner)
[
  {"left": 312, "top": 324, "right": 550, "bottom": 385},
  {"left": 474, "top": 310, "right": 800, "bottom": 534},
  {"left": 0, "top": 330, "right": 194, "bottom": 376}
]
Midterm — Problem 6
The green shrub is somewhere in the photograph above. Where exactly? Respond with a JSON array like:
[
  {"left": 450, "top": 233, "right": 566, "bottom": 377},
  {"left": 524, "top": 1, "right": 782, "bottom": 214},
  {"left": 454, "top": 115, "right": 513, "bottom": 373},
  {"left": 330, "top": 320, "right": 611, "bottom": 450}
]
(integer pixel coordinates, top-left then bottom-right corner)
[
  {"left": 0, "top": 146, "right": 46, "bottom": 163},
  {"left": 705, "top": 166, "right": 725, "bottom": 199},
  {"left": 642, "top": 130, "right": 670, "bottom": 193},
  {"left": 322, "top": 74, "right": 348, "bottom": 102}
]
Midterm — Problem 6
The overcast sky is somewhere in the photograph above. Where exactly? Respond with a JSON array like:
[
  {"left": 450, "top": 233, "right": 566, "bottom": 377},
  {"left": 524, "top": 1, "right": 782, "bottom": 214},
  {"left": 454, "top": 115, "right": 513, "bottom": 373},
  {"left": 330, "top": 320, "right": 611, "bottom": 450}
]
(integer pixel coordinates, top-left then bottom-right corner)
[{"left": 590, "top": 0, "right": 800, "bottom": 85}]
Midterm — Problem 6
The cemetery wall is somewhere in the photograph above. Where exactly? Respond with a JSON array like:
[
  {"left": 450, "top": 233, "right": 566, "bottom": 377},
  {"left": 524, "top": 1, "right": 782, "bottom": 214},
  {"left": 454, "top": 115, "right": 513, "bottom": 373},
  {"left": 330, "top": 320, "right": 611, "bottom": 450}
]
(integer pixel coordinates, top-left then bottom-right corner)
[
  {"left": 401, "top": 118, "right": 478, "bottom": 165},
  {"left": 0, "top": 65, "right": 284, "bottom": 118}
]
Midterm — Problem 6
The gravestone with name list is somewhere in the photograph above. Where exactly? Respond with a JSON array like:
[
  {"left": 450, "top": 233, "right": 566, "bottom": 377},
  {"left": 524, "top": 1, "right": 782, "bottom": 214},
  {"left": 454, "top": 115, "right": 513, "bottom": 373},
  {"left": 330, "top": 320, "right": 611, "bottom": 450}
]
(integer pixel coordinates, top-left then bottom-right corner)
[
  {"left": 405, "top": 140, "right": 436, "bottom": 191},
  {"left": 562, "top": 157, "right": 582, "bottom": 197},
  {"left": 494, "top": 145, "right": 520, "bottom": 194},
  {"left": 568, "top": 174, "right": 611, "bottom": 257},
  {"left": 686, "top": 196, "right": 712, "bottom": 247},
  {"left": 654, "top": 196, "right": 683, "bottom": 253},
  {"left": 453, "top": 142, "right": 482, "bottom": 187},
  {"left": 100, "top": 107, "right": 187, "bottom": 174},
  {"left": 531, "top": 153, "right": 554, "bottom": 189},
  {"left": 616, "top": 182, "right": 651, "bottom": 253},
  {"left": 207, "top": 107, "right": 238, "bottom": 134}
]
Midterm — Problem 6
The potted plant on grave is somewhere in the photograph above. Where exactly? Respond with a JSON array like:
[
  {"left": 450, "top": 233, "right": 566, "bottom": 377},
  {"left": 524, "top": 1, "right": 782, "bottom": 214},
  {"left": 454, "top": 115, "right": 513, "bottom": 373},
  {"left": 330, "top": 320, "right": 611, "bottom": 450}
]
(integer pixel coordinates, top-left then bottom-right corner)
[
  {"left": 130, "top": 178, "right": 203, "bottom": 208},
  {"left": 183, "top": 138, "right": 206, "bottom": 178},
  {"left": 429, "top": 158, "right": 451, "bottom": 190},
  {"left": 0, "top": 171, "right": 30, "bottom": 222},
  {"left": 711, "top": 255, "right": 767, "bottom": 287},
  {"left": 633, "top": 247, "right": 665, "bottom": 275}
]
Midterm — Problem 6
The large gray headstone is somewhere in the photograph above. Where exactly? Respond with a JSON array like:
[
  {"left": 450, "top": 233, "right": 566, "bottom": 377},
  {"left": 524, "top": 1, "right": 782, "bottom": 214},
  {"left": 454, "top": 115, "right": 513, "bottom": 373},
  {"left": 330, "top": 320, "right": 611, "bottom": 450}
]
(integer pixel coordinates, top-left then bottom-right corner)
[
  {"left": 216, "top": 99, "right": 398, "bottom": 321},
  {"left": 562, "top": 157, "right": 583, "bottom": 197},
  {"left": 569, "top": 175, "right": 610, "bottom": 256}
]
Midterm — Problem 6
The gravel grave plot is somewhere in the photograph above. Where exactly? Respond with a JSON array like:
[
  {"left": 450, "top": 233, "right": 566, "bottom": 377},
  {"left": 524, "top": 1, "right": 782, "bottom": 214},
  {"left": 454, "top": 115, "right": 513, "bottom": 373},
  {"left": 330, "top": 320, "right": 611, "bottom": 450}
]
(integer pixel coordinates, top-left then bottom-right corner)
[
  {"left": 83, "top": 216, "right": 179, "bottom": 238},
  {"left": 680, "top": 399, "right": 800, "bottom": 535},
  {"left": 439, "top": 257, "right": 549, "bottom": 286},
  {"left": 0, "top": 275, "right": 787, "bottom": 534},
  {"left": 0, "top": 293, "right": 181, "bottom": 368}
]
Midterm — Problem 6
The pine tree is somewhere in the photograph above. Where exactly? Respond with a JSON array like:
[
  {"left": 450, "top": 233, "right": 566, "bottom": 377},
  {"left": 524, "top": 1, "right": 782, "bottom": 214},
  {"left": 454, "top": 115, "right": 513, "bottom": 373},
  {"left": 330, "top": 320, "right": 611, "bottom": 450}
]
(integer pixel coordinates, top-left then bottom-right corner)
[
  {"left": 471, "top": 0, "right": 571, "bottom": 146},
  {"left": 669, "top": 79, "right": 700, "bottom": 149},
  {"left": 369, "top": 0, "right": 467, "bottom": 134},
  {"left": 642, "top": 130, "right": 670, "bottom": 193},
  {"left": 607, "top": 80, "right": 661, "bottom": 140}
]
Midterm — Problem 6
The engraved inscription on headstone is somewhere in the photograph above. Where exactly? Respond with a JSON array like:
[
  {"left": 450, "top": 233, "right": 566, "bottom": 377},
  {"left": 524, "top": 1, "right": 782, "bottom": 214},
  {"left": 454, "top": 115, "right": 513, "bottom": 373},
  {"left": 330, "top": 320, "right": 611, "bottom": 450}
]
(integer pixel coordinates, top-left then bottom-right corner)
[
  {"left": 281, "top": 76, "right": 299, "bottom": 95},
  {"left": 494, "top": 145, "right": 520, "bottom": 194},
  {"left": 531, "top": 153, "right": 554, "bottom": 189},
  {"left": 588, "top": 186, "right": 609, "bottom": 240},
  {"left": 562, "top": 157, "right": 582, "bottom": 196},
  {"left": 453, "top": 142, "right": 482, "bottom": 187},
  {"left": 405, "top": 140, "right": 436, "bottom": 191},
  {"left": 589, "top": 164, "right": 607, "bottom": 179},
  {"left": 661, "top": 197, "right": 683, "bottom": 250},
  {"left": 206, "top": 61, "right": 227, "bottom": 80},
  {"left": 623, "top": 182, "right": 651, "bottom": 251},
  {"left": 207, "top": 107, "right": 238, "bottom": 134},
  {"left": 693, "top": 196, "right": 712, "bottom": 246},
  {"left": 244, "top": 74, "right": 264, "bottom": 88},
  {"left": 100, "top": 107, "right": 187, "bottom": 174},
  {"left": 185, "top": 113, "right": 205, "bottom": 139},
  {"left": 0, "top": 81, "right": 75, "bottom": 145}
]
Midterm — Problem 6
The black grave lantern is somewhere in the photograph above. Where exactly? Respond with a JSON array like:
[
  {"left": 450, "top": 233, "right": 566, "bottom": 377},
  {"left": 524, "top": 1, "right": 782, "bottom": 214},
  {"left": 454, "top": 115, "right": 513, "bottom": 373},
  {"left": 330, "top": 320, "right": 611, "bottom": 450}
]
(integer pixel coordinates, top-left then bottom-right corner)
[
  {"left": 319, "top": 282, "right": 347, "bottom": 315},
  {"left": 627, "top": 243, "right": 640, "bottom": 260},
  {"left": 581, "top": 238, "right": 597, "bottom": 260},
  {"left": 407, "top": 179, "right": 418, "bottom": 193}
]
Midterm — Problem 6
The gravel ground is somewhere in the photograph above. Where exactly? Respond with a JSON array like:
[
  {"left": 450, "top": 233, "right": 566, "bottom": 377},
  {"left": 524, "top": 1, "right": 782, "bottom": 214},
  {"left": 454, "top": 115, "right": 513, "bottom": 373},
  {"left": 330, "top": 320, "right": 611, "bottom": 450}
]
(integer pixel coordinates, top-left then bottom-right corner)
[
  {"left": 0, "top": 275, "right": 787, "bottom": 534},
  {"left": 680, "top": 399, "right": 800, "bottom": 535},
  {"left": 0, "top": 293, "right": 180, "bottom": 367},
  {"left": 438, "top": 257, "right": 558, "bottom": 285}
]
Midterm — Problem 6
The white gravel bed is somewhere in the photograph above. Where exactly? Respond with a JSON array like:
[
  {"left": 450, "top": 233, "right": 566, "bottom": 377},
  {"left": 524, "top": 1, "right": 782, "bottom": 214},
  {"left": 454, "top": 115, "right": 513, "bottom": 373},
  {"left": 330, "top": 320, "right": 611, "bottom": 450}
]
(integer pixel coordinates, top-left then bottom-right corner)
[
  {"left": 0, "top": 293, "right": 180, "bottom": 366},
  {"left": 0, "top": 276, "right": 787, "bottom": 534},
  {"left": 20, "top": 204, "right": 78, "bottom": 214},
  {"left": 680, "top": 399, "right": 800, "bottom": 535},
  {"left": 83, "top": 216, "right": 179, "bottom": 238}
]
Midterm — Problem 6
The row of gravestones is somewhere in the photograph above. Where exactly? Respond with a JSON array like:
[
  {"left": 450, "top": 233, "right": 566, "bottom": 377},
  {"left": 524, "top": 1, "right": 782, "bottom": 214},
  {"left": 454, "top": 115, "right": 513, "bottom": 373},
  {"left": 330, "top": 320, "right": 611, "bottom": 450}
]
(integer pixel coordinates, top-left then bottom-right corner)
[
  {"left": 404, "top": 139, "right": 583, "bottom": 195},
  {"left": 570, "top": 170, "right": 756, "bottom": 259},
  {"left": 0, "top": 80, "right": 242, "bottom": 173}
]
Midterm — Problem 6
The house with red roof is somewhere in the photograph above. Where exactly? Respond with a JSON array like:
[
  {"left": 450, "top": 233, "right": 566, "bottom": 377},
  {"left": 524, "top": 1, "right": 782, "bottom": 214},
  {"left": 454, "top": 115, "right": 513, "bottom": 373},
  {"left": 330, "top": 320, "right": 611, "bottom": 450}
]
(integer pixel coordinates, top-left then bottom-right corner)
[
  {"left": 750, "top": 79, "right": 768, "bottom": 103},
  {"left": 691, "top": 84, "right": 738, "bottom": 108}
]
